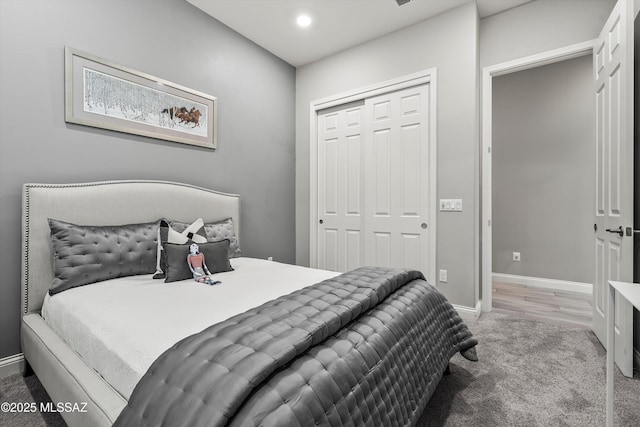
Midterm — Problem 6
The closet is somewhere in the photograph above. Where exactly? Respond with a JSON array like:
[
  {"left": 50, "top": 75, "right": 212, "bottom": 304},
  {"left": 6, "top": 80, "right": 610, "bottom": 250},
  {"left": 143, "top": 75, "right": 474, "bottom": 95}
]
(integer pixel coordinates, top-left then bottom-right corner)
[{"left": 315, "top": 82, "right": 435, "bottom": 278}]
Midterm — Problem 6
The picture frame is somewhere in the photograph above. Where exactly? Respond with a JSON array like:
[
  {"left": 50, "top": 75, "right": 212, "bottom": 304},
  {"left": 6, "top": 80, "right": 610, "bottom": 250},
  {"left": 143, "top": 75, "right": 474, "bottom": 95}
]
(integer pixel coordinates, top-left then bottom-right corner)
[{"left": 65, "top": 47, "right": 217, "bottom": 149}]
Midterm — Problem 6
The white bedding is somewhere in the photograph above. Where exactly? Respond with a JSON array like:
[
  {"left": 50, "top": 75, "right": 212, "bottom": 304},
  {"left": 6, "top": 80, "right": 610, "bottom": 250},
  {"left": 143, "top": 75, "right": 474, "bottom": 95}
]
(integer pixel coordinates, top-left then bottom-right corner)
[{"left": 41, "top": 257, "right": 339, "bottom": 399}]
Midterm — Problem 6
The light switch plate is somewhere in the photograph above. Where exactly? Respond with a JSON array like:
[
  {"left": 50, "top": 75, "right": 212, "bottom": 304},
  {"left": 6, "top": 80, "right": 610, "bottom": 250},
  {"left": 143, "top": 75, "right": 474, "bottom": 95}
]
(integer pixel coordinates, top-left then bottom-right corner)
[{"left": 439, "top": 199, "right": 462, "bottom": 212}]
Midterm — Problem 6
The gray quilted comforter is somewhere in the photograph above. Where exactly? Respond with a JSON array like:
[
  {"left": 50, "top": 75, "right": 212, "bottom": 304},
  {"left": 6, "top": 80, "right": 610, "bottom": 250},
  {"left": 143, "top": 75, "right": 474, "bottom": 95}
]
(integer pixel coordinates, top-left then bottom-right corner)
[{"left": 115, "top": 267, "right": 477, "bottom": 427}]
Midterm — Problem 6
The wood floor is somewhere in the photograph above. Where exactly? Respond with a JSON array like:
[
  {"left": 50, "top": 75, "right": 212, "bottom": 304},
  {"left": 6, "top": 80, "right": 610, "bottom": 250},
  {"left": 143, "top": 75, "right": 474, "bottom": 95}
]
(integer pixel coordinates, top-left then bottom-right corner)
[{"left": 492, "top": 281, "right": 593, "bottom": 329}]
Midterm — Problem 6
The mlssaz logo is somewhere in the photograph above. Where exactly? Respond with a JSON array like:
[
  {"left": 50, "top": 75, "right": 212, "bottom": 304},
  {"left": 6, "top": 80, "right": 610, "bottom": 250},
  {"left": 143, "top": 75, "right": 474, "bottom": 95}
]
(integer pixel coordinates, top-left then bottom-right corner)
[{"left": 39, "top": 402, "right": 88, "bottom": 413}]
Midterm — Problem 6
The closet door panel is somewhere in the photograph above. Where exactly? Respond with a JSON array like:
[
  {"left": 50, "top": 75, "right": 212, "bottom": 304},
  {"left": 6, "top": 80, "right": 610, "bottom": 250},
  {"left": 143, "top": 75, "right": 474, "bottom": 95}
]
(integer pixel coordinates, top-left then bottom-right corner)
[
  {"left": 317, "top": 102, "right": 364, "bottom": 272},
  {"left": 364, "top": 84, "right": 432, "bottom": 277}
]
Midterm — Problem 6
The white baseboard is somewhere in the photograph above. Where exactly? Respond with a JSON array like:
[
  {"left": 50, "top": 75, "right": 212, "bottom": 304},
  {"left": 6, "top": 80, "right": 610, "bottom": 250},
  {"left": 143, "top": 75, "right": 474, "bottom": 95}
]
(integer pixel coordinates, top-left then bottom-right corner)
[
  {"left": 492, "top": 273, "right": 592, "bottom": 295},
  {"left": 0, "top": 353, "right": 25, "bottom": 379},
  {"left": 453, "top": 301, "right": 482, "bottom": 321}
]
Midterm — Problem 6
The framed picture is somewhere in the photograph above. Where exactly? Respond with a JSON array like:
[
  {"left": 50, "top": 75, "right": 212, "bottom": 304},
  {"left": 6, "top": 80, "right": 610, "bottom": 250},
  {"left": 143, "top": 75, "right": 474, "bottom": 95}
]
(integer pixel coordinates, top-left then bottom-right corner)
[{"left": 65, "top": 47, "right": 217, "bottom": 149}]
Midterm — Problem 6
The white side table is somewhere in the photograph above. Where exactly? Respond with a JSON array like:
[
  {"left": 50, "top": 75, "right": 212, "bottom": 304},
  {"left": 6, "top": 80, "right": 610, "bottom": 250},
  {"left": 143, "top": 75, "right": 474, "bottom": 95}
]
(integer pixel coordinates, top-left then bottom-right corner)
[{"left": 606, "top": 281, "right": 640, "bottom": 427}]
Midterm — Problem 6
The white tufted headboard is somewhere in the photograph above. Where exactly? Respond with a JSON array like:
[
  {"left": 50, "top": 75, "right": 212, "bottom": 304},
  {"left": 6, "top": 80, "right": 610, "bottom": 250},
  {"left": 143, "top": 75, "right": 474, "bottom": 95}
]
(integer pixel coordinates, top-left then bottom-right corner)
[{"left": 21, "top": 180, "right": 240, "bottom": 315}]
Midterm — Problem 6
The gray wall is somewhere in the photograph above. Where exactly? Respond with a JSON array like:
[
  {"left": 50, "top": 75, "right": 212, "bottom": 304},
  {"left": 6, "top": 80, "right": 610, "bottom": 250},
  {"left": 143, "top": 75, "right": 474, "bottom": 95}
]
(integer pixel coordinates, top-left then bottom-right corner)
[
  {"left": 296, "top": 2, "right": 480, "bottom": 307},
  {"left": 480, "top": 0, "right": 616, "bottom": 68},
  {"left": 492, "top": 55, "right": 594, "bottom": 283},
  {"left": 0, "top": 0, "right": 295, "bottom": 358}
]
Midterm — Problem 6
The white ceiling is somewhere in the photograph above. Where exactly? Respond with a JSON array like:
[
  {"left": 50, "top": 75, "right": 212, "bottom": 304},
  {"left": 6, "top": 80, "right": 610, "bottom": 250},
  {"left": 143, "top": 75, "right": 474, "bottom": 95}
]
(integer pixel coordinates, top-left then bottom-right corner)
[{"left": 187, "top": 0, "right": 534, "bottom": 67}]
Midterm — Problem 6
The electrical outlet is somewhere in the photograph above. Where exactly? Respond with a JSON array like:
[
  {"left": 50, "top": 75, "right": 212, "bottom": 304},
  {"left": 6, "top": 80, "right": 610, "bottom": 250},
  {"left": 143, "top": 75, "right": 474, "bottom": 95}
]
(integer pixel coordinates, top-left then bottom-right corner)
[
  {"left": 513, "top": 252, "right": 521, "bottom": 262},
  {"left": 439, "top": 269, "right": 448, "bottom": 283}
]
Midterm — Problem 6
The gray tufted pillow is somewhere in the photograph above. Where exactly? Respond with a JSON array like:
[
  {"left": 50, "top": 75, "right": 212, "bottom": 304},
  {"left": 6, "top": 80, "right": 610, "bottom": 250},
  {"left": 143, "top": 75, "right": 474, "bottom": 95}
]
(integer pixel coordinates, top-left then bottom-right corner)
[
  {"left": 48, "top": 219, "right": 159, "bottom": 295},
  {"left": 171, "top": 217, "right": 240, "bottom": 258}
]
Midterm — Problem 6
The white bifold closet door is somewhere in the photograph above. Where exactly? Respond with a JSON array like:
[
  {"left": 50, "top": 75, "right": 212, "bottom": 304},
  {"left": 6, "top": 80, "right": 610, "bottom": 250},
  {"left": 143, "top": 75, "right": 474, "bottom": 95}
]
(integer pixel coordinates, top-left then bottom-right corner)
[{"left": 317, "top": 84, "right": 433, "bottom": 277}]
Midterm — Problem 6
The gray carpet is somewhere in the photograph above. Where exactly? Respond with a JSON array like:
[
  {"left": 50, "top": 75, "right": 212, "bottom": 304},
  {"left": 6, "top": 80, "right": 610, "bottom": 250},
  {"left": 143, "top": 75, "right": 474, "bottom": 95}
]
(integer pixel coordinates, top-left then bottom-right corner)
[
  {"left": 418, "top": 312, "right": 640, "bottom": 426},
  {"left": 0, "top": 371, "right": 66, "bottom": 427},
  {"left": 1, "top": 312, "right": 639, "bottom": 426}
]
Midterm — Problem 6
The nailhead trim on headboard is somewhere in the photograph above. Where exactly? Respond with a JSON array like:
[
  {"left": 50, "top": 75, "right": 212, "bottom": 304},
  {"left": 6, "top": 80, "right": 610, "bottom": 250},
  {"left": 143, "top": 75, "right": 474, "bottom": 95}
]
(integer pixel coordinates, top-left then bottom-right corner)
[{"left": 22, "top": 185, "right": 31, "bottom": 314}]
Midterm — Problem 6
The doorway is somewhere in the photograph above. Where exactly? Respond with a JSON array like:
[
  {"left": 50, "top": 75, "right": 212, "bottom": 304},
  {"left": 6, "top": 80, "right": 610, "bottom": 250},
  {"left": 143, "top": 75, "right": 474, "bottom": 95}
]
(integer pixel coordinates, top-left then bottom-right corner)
[
  {"left": 481, "top": 41, "right": 595, "bottom": 312},
  {"left": 490, "top": 54, "right": 594, "bottom": 326}
]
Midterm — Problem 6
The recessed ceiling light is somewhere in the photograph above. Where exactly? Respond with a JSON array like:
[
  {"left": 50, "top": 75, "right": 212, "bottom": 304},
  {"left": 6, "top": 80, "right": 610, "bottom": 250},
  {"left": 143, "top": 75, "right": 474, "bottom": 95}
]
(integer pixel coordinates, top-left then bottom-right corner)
[{"left": 297, "top": 14, "right": 312, "bottom": 28}]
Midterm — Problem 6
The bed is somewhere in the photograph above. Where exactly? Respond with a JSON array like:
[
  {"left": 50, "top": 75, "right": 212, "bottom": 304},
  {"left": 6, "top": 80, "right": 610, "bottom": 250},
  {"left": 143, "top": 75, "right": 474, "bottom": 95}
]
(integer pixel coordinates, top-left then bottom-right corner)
[{"left": 20, "top": 180, "right": 477, "bottom": 427}]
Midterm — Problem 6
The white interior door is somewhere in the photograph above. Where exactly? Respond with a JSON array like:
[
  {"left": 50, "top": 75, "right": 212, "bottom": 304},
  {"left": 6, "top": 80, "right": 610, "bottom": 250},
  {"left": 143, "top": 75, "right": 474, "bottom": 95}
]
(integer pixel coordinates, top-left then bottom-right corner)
[
  {"left": 592, "top": 0, "right": 635, "bottom": 378},
  {"left": 317, "top": 101, "right": 365, "bottom": 272},
  {"left": 363, "top": 84, "right": 433, "bottom": 276},
  {"left": 317, "top": 82, "right": 435, "bottom": 281}
]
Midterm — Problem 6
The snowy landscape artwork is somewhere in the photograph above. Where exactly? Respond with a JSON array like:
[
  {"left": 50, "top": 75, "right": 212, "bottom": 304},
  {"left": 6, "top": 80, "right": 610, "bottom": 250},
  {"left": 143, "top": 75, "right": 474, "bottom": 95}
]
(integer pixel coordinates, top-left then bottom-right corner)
[
  {"left": 65, "top": 47, "right": 216, "bottom": 149},
  {"left": 83, "top": 68, "right": 207, "bottom": 138}
]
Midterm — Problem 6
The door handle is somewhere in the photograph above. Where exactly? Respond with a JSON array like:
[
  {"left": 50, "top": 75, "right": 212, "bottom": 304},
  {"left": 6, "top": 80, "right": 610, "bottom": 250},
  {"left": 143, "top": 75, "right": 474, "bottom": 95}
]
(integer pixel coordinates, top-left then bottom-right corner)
[{"left": 605, "top": 226, "right": 624, "bottom": 237}]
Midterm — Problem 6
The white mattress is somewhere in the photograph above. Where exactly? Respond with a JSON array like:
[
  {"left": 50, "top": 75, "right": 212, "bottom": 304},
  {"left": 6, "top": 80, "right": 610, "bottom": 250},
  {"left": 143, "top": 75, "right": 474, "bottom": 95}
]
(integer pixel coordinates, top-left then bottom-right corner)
[{"left": 41, "top": 257, "right": 339, "bottom": 399}]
